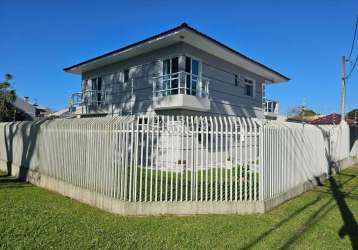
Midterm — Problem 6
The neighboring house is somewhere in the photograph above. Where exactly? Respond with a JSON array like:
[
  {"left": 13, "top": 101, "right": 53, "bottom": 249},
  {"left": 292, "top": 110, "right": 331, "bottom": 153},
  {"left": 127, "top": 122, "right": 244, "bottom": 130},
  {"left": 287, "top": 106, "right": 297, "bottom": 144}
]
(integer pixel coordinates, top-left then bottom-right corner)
[
  {"left": 310, "top": 113, "right": 358, "bottom": 155},
  {"left": 287, "top": 115, "right": 321, "bottom": 123},
  {"left": 65, "top": 23, "right": 289, "bottom": 118},
  {"left": 48, "top": 108, "right": 72, "bottom": 119},
  {"left": 12, "top": 96, "right": 51, "bottom": 121},
  {"left": 310, "top": 113, "right": 355, "bottom": 125}
]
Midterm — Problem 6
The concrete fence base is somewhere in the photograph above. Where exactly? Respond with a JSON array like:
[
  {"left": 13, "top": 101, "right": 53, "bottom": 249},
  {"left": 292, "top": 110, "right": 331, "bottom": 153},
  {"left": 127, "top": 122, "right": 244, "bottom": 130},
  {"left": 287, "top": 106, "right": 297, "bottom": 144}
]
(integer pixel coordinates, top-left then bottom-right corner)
[{"left": 2, "top": 158, "right": 356, "bottom": 216}]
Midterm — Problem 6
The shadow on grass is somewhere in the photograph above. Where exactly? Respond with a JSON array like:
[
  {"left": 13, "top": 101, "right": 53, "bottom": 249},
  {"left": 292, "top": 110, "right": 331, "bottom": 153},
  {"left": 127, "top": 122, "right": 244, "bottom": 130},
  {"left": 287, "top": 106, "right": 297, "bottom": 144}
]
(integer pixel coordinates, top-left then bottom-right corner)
[
  {"left": 329, "top": 176, "right": 358, "bottom": 249},
  {"left": 278, "top": 171, "right": 358, "bottom": 249},
  {"left": 0, "top": 174, "right": 31, "bottom": 189},
  {"left": 240, "top": 170, "right": 358, "bottom": 250},
  {"left": 278, "top": 199, "right": 335, "bottom": 249},
  {"left": 240, "top": 196, "right": 323, "bottom": 249}
]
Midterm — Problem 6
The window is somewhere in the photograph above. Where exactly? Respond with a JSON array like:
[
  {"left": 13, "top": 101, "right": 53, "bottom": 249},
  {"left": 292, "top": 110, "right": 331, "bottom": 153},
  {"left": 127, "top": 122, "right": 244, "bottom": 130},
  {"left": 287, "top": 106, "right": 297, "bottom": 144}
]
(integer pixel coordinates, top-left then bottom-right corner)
[
  {"left": 90, "top": 77, "right": 102, "bottom": 104},
  {"left": 162, "top": 57, "right": 179, "bottom": 95},
  {"left": 244, "top": 78, "right": 254, "bottom": 97},
  {"left": 185, "top": 56, "right": 201, "bottom": 96},
  {"left": 124, "top": 69, "right": 129, "bottom": 83},
  {"left": 234, "top": 74, "right": 238, "bottom": 86}
]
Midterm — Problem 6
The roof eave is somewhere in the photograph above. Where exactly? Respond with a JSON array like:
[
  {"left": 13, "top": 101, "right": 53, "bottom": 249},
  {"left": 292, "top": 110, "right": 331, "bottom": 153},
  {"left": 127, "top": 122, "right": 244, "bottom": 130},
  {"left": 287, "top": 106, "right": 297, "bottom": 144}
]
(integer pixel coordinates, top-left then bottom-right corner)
[{"left": 64, "top": 23, "right": 290, "bottom": 82}]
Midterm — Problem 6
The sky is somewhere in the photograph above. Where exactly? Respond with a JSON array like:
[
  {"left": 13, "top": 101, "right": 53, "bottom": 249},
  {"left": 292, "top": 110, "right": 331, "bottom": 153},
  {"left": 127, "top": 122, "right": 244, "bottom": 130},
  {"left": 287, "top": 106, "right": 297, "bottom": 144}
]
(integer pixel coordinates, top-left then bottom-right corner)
[{"left": 0, "top": 0, "right": 357, "bottom": 115}]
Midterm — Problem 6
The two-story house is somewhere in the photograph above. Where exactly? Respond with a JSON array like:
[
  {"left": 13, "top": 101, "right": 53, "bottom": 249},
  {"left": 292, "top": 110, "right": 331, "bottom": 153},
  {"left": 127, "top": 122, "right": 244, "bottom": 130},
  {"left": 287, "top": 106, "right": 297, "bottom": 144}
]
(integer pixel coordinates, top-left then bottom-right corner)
[{"left": 65, "top": 23, "right": 289, "bottom": 118}]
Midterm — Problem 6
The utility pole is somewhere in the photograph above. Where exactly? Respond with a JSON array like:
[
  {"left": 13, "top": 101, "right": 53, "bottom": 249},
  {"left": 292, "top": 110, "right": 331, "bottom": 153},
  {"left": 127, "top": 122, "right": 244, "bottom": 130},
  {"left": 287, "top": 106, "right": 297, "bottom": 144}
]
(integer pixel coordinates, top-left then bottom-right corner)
[{"left": 341, "top": 56, "right": 346, "bottom": 123}]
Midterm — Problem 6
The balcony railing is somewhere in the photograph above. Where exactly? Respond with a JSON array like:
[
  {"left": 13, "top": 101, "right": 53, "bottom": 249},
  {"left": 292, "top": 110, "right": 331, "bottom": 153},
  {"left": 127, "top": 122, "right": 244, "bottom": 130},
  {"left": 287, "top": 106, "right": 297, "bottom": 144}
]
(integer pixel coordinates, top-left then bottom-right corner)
[
  {"left": 263, "top": 99, "right": 279, "bottom": 114},
  {"left": 153, "top": 71, "right": 209, "bottom": 98},
  {"left": 69, "top": 72, "right": 211, "bottom": 114},
  {"left": 70, "top": 90, "right": 111, "bottom": 108}
]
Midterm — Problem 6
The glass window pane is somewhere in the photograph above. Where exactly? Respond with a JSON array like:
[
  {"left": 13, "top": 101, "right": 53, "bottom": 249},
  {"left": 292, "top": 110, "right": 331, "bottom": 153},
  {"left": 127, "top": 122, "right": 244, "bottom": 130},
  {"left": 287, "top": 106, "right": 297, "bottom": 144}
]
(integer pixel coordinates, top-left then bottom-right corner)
[
  {"left": 245, "top": 84, "right": 253, "bottom": 96},
  {"left": 185, "top": 57, "right": 191, "bottom": 73},
  {"left": 97, "top": 77, "right": 102, "bottom": 90},
  {"left": 124, "top": 69, "right": 129, "bottom": 82},
  {"left": 192, "top": 59, "right": 199, "bottom": 75},
  {"left": 172, "top": 57, "right": 178, "bottom": 73},
  {"left": 171, "top": 79, "right": 178, "bottom": 95},
  {"left": 97, "top": 77, "right": 102, "bottom": 102},
  {"left": 245, "top": 78, "right": 253, "bottom": 84},
  {"left": 163, "top": 59, "right": 170, "bottom": 75},
  {"left": 91, "top": 78, "right": 97, "bottom": 90},
  {"left": 186, "top": 74, "right": 191, "bottom": 94}
]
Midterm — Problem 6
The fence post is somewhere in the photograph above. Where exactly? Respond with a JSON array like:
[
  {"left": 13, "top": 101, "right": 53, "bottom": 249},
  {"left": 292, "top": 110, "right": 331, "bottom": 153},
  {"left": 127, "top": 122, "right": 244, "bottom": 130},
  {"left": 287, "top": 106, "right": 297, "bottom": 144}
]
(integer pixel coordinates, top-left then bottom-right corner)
[{"left": 259, "top": 120, "right": 264, "bottom": 201}]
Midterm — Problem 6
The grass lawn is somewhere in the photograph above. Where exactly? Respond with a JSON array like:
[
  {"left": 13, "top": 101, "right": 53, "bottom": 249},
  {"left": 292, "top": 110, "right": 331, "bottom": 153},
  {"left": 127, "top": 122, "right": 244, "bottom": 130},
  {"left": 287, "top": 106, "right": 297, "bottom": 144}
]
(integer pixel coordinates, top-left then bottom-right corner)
[{"left": 0, "top": 165, "right": 357, "bottom": 250}]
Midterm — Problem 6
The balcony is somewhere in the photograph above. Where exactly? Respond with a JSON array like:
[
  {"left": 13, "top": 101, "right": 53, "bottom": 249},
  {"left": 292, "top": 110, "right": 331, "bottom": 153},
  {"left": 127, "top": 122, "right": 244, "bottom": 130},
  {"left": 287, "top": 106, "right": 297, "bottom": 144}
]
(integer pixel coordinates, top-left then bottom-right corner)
[
  {"left": 69, "top": 71, "right": 210, "bottom": 115},
  {"left": 152, "top": 71, "right": 210, "bottom": 111},
  {"left": 263, "top": 99, "right": 279, "bottom": 118},
  {"left": 69, "top": 90, "right": 111, "bottom": 115}
]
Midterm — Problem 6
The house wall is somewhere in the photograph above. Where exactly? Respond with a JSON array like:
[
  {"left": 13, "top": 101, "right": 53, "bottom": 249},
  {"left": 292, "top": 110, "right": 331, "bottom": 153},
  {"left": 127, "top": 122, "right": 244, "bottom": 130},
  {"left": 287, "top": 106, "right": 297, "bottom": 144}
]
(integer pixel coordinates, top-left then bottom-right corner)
[
  {"left": 182, "top": 43, "right": 265, "bottom": 118},
  {"left": 80, "top": 42, "right": 266, "bottom": 118}
]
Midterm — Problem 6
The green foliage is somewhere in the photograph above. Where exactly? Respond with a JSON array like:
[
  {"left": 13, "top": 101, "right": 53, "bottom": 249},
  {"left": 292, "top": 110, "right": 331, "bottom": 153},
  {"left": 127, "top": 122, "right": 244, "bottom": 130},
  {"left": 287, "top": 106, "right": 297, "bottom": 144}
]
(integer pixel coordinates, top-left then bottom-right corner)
[
  {"left": 347, "top": 109, "right": 358, "bottom": 120},
  {"left": 0, "top": 73, "right": 16, "bottom": 121},
  {"left": 0, "top": 165, "right": 357, "bottom": 249},
  {"left": 288, "top": 105, "right": 317, "bottom": 118}
]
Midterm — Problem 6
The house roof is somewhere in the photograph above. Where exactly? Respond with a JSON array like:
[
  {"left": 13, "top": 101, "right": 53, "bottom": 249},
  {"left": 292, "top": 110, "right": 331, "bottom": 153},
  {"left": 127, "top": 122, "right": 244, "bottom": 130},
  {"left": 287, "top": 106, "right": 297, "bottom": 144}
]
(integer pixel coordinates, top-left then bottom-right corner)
[
  {"left": 287, "top": 115, "right": 321, "bottom": 123},
  {"left": 310, "top": 113, "right": 355, "bottom": 125},
  {"left": 12, "top": 97, "right": 51, "bottom": 117},
  {"left": 64, "top": 23, "right": 289, "bottom": 83},
  {"left": 12, "top": 97, "right": 36, "bottom": 117}
]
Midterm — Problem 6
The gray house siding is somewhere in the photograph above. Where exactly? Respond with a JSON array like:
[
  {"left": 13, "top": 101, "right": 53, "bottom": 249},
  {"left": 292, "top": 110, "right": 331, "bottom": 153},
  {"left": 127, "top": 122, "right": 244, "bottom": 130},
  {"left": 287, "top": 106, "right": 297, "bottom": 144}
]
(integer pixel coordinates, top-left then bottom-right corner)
[
  {"left": 81, "top": 43, "right": 184, "bottom": 115},
  {"left": 80, "top": 42, "right": 265, "bottom": 118},
  {"left": 182, "top": 43, "right": 264, "bottom": 117}
]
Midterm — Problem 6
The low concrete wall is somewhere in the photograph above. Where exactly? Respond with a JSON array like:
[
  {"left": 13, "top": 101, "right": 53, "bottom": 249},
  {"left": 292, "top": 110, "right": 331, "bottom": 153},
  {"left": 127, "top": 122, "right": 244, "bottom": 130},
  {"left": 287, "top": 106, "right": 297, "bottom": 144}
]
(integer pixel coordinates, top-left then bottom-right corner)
[
  {"left": 263, "top": 174, "right": 327, "bottom": 211},
  {"left": 0, "top": 160, "right": 265, "bottom": 215},
  {"left": 337, "top": 157, "right": 357, "bottom": 171},
  {"left": 2, "top": 159, "right": 356, "bottom": 216}
]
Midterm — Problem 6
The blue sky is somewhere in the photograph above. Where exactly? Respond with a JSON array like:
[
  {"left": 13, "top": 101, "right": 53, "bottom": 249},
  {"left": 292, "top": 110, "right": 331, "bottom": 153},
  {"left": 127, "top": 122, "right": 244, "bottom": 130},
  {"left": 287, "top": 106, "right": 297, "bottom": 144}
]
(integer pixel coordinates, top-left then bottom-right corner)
[{"left": 1, "top": 0, "right": 357, "bottom": 114}]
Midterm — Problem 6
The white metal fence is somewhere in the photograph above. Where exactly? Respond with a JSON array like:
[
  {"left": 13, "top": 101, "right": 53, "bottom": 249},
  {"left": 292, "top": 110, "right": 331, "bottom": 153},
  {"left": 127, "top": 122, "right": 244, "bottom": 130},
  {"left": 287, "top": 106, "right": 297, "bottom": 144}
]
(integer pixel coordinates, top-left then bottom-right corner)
[
  {"left": 0, "top": 116, "right": 260, "bottom": 202},
  {"left": 0, "top": 116, "right": 353, "bottom": 205}
]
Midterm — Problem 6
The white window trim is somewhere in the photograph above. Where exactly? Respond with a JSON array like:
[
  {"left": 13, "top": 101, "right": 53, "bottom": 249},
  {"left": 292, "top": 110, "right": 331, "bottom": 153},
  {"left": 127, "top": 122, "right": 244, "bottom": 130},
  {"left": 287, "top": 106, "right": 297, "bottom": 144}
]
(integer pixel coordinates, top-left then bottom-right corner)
[
  {"left": 88, "top": 75, "right": 103, "bottom": 91},
  {"left": 160, "top": 54, "right": 203, "bottom": 77},
  {"left": 183, "top": 54, "right": 203, "bottom": 78},
  {"left": 161, "top": 56, "right": 180, "bottom": 76}
]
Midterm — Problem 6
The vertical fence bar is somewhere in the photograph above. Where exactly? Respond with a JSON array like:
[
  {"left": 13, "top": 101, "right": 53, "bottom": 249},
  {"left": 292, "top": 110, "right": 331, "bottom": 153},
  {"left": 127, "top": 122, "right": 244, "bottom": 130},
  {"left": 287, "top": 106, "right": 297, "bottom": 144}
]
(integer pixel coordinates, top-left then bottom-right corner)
[
  {"left": 224, "top": 117, "right": 228, "bottom": 201},
  {"left": 214, "top": 116, "right": 218, "bottom": 201},
  {"left": 204, "top": 116, "right": 209, "bottom": 201},
  {"left": 209, "top": 116, "right": 214, "bottom": 201}
]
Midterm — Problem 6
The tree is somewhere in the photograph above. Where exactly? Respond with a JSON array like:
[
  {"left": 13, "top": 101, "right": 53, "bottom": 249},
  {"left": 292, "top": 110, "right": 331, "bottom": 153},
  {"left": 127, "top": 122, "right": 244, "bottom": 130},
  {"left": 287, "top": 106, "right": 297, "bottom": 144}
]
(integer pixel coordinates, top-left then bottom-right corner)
[
  {"left": 0, "top": 74, "right": 16, "bottom": 122},
  {"left": 287, "top": 105, "right": 317, "bottom": 118},
  {"left": 348, "top": 109, "right": 358, "bottom": 121}
]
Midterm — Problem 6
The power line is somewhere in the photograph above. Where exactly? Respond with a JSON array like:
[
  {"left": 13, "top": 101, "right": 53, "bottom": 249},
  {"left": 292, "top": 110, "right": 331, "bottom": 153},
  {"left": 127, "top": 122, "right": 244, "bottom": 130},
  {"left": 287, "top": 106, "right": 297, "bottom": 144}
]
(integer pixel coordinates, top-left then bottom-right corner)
[
  {"left": 347, "top": 16, "right": 358, "bottom": 62},
  {"left": 346, "top": 53, "right": 358, "bottom": 79}
]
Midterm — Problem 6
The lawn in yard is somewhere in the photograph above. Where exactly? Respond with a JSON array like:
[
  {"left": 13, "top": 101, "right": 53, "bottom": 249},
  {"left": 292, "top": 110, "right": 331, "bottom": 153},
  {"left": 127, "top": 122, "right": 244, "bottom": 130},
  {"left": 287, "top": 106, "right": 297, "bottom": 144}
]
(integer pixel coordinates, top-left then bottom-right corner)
[{"left": 0, "top": 165, "right": 357, "bottom": 249}]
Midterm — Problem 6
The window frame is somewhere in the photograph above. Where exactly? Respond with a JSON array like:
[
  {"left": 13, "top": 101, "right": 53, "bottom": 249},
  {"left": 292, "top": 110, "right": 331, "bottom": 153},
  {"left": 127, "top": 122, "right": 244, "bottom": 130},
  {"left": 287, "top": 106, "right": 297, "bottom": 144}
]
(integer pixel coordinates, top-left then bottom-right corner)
[
  {"left": 85, "top": 76, "right": 103, "bottom": 106},
  {"left": 184, "top": 54, "right": 203, "bottom": 96},
  {"left": 183, "top": 54, "right": 202, "bottom": 77},
  {"left": 123, "top": 69, "right": 130, "bottom": 83},
  {"left": 234, "top": 74, "right": 239, "bottom": 86},
  {"left": 159, "top": 56, "right": 180, "bottom": 95},
  {"left": 243, "top": 76, "right": 255, "bottom": 98}
]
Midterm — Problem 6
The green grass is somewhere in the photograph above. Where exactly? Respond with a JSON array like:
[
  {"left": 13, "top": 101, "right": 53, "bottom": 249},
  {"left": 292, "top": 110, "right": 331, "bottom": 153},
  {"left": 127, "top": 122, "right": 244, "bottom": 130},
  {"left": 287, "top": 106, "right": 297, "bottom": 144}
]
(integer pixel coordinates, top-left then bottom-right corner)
[
  {"left": 132, "top": 166, "right": 259, "bottom": 201},
  {"left": 1, "top": 165, "right": 358, "bottom": 249}
]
